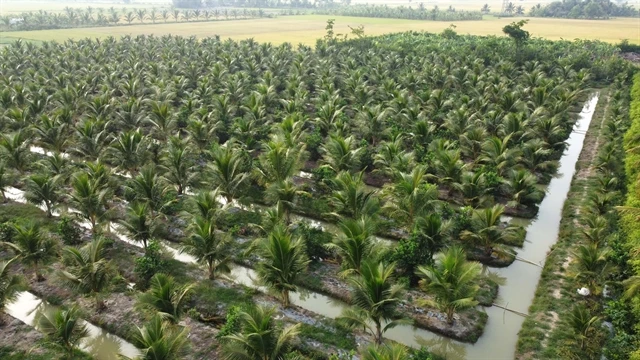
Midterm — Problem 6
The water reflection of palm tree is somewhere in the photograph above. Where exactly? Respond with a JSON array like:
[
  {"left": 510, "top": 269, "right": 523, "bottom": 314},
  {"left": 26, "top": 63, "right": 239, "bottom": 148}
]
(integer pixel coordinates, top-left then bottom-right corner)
[
  {"left": 81, "top": 332, "right": 123, "bottom": 360},
  {"left": 416, "top": 336, "right": 467, "bottom": 360}
]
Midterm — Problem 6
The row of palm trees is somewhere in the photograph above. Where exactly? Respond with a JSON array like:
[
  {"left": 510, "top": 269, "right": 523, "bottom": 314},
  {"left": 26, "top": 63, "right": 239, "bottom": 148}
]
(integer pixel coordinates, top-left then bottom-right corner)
[
  {"left": 0, "top": 31, "right": 625, "bottom": 358},
  {"left": 543, "top": 81, "right": 639, "bottom": 358},
  {"left": 1, "top": 7, "right": 270, "bottom": 31}
]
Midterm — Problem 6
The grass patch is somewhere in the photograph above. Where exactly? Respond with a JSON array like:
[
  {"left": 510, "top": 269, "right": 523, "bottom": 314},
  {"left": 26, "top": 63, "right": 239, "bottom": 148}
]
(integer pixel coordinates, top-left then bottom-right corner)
[
  {"left": 0, "top": 202, "right": 58, "bottom": 232},
  {"left": 299, "top": 321, "right": 357, "bottom": 351}
]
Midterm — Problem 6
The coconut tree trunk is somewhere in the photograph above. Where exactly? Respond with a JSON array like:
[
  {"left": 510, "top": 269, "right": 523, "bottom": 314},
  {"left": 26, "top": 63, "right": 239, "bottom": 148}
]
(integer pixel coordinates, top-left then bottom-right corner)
[
  {"left": 96, "top": 295, "right": 105, "bottom": 311},
  {"left": 447, "top": 307, "right": 455, "bottom": 325},
  {"left": 374, "top": 319, "right": 383, "bottom": 345},
  {"left": 282, "top": 290, "right": 290, "bottom": 307},
  {"left": 34, "top": 262, "right": 44, "bottom": 282},
  {"left": 208, "top": 261, "right": 215, "bottom": 280}
]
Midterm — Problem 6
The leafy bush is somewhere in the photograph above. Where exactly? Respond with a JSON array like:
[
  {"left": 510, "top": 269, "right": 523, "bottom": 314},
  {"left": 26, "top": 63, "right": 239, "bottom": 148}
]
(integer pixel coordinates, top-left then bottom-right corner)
[
  {"left": 57, "top": 216, "right": 82, "bottom": 245},
  {"left": 215, "top": 306, "right": 242, "bottom": 340},
  {"left": 134, "top": 240, "right": 166, "bottom": 288},
  {"left": 293, "top": 222, "right": 333, "bottom": 262}
]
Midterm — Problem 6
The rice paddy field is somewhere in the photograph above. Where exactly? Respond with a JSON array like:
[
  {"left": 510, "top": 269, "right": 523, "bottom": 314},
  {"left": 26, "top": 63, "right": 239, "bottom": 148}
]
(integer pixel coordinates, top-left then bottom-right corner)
[{"left": 1, "top": 14, "right": 639, "bottom": 46}]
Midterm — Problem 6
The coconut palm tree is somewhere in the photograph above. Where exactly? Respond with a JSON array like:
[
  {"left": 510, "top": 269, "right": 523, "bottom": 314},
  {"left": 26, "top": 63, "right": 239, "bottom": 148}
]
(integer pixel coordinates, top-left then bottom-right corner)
[
  {"left": 327, "top": 216, "right": 379, "bottom": 275},
  {"left": 181, "top": 216, "right": 231, "bottom": 280},
  {"left": 208, "top": 143, "right": 249, "bottom": 204},
  {"left": 0, "top": 130, "right": 31, "bottom": 173},
  {"left": 106, "top": 129, "right": 148, "bottom": 176},
  {"left": 221, "top": 305, "right": 301, "bottom": 360},
  {"left": 338, "top": 261, "right": 406, "bottom": 345},
  {"left": 132, "top": 315, "right": 189, "bottom": 360},
  {"left": 36, "top": 306, "right": 88, "bottom": 358},
  {"left": 253, "top": 225, "right": 309, "bottom": 307},
  {"left": 137, "top": 273, "right": 194, "bottom": 323},
  {"left": 383, "top": 165, "right": 438, "bottom": 226},
  {"left": 126, "top": 165, "right": 172, "bottom": 219},
  {"left": 0, "top": 257, "right": 24, "bottom": 325},
  {"left": 321, "top": 135, "right": 364, "bottom": 174},
  {"left": 374, "top": 134, "right": 414, "bottom": 176},
  {"left": 361, "top": 344, "right": 408, "bottom": 360},
  {"left": 33, "top": 115, "right": 69, "bottom": 153},
  {"left": 503, "top": 169, "right": 543, "bottom": 208},
  {"left": 160, "top": 138, "right": 195, "bottom": 196},
  {"left": 572, "top": 243, "right": 615, "bottom": 296},
  {"left": 264, "top": 180, "right": 304, "bottom": 224},
  {"left": 568, "top": 304, "right": 600, "bottom": 350},
  {"left": 24, "top": 173, "right": 61, "bottom": 217},
  {"left": 331, "top": 171, "right": 380, "bottom": 220},
  {"left": 255, "top": 140, "right": 303, "bottom": 185},
  {"left": 119, "top": 202, "right": 155, "bottom": 250},
  {"left": 69, "top": 173, "right": 109, "bottom": 235},
  {"left": 417, "top": 246, "right": 481, "bottom": 324},
  {"left": 461, "top": 205, "right": 516, "bottom": 256},
  {"left": 60, "top": 237, "right": 113, "bottom": 311},
  {"left": 189, "top": 189, "right": 227, "bottom": 220},
  {"left": 0, "top": 163, "right": 14, "bottom": 203},
  {"left": 2, "top": 222, "right": 57, "bottom": 281}
]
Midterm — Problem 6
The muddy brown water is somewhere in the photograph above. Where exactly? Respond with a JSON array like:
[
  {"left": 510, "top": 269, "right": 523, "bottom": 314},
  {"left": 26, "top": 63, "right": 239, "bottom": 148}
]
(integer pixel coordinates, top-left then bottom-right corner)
[
  {"left": 5, "top": 291, "right": 141, "bottom": 360},
  {"left": 9, "top": 96, "right": 599, "bottom": 359}
]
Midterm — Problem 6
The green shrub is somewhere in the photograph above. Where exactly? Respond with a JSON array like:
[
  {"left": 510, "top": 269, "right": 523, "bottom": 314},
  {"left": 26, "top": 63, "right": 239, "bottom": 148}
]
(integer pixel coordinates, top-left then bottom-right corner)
[
  {"left": 215, "top": 305, "right": 242, "bottom": 340},
  {"left": 134, "top": 240, "right": 166, "bottom": 288},
  {"left": 56, "top": 216, "right": 82, "bottom": 245}
]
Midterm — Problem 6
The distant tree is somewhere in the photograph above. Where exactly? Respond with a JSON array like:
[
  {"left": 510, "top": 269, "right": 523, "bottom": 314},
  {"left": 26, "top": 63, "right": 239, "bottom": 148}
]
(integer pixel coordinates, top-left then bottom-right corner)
[
  {"left": 481, "top": 4, "right": 490, "bottom": 13},
  {"left": 137, "top": 273, "right": 194, "bottom": 323}
]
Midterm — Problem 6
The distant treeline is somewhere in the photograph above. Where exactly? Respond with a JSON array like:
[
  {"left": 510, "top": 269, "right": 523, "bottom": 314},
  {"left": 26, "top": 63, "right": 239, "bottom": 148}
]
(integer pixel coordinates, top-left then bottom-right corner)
[
  {"left": 528, "top": 0, "right": 638, "bottom": 19},
  {"left": 1, "top": 7, "right": 278, "bottom": 32},
  {"left": 315, "top": 5, "right": 483, "bottom": 21},
  {"left": 174, "top": 0, "right": 328, "bottom": 9}
]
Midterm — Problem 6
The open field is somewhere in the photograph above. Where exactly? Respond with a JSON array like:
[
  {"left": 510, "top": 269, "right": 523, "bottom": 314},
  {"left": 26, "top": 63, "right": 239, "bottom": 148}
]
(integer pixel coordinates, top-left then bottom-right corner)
[{"left": 1, "top": 14, "right": 639, "bottom": 45}]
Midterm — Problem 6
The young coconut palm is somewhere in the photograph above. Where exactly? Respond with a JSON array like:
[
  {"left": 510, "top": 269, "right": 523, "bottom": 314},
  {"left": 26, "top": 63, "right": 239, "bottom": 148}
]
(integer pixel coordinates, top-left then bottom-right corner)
[
  {"left": 107, "top": 129, "right": 148, "bottom": 176},
  {"left": 331, "top": 171, "right": 380, "bottom": 220},
  {"left": 568, "top": 304, "right": 600, "bottom": 350},
  {"left": 572, "top": 243, "right": 615, "bottom": 296},
  {"left": 253, "top": 225, "right": 309, "bottom": 307},
  {"left": 2, "top": 222, "right": 57, "bottom": 281},
  {"left": 190, "top": 189, "right": 227, "bottom": 220},
  {"left": 0, "top": 162, "right": 14, "bottom": 202},
  {"left": 255, "top": 139, "right": 303, "bottom": 185},
  {"left": 417, "top": 246, "right": 481, "bottom": 324},
  {"left": 69, "top": 173, "right": 109, "bottom": 235},
  {"left": 382, "top": 165, "right": 438, "bottom": 226},
  {"left": 327, "top": 216, "right": 379, "bottom": 276},
  {"left": 321, "top": 134, "right": 364, "bottom": 174},
  {"left": 60, "top": 237, "right": 113, "bottom": 311},
  {"left": 160, "top": 137, "right": 196, "bottom": 196},
  {"left": 0, "top": 257, "right": 25, "bottom": 325},
  {"left": 120, "top": 202, "right": 155, "bottom": 250},
  {"left": 181, "top": 216, "right": 231, "bottom": 280},
  {"left": 132, "top": 315, "right": 189, "bottom": 360},
  {"left": 24, "top": 173, "right": 61, "bottom": 217},
  {"left": 137, "top": 273, "right": 194, "bottom": 323},
  {"left": 208, "top": 143, "right": 250, "bottom": 204},
  {"left": 126, "top": 165, "right": 172, "bottom": 219},
  {"left": 0, "top": 130, "right": 31, "bottom": 174},
  {"left": 361, "top": 343, "right": 408, "bottom": 360},
  {"left": 503, "top": 169, "right": 543, "bottom": 208},
  {"left": 221, "top": 305, "right": 301, "bottom": 360},
  {"left": 36, "top": 306, "right": 88, "bottom": 358},
  {"left": 338, "top": 261, "right": 407, "bottom": 345},
  {"left": 461, "top": 205, "right": 517, "bottom": 256}
]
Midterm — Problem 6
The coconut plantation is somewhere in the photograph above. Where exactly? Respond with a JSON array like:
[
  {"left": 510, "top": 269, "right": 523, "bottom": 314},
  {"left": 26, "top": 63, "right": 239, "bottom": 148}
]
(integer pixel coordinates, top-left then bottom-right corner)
[{"left": 0, "top": 8, "right": 639, "bottom": 360}]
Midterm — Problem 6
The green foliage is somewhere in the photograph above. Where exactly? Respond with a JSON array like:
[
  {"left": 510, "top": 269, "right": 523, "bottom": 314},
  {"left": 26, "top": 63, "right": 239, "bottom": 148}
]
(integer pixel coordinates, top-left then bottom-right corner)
[
  {"left": 529, "top": 0, "right": 638, "bottom": 19},
  {"left": 56, "top": 217, "right": 82, "bottom": 245},
  {"left": 134, "top": 240, "right": 167, "bottom": 288},
  {"left": 293, "top": 221, "right": 333, "bottom": 262},
  {"left": 216, "top": 305, "right": 242, "bottom": 340}
]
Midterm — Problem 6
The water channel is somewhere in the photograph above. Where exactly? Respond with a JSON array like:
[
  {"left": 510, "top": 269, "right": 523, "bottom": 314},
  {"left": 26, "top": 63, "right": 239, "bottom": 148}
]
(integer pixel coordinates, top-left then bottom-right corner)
[{"left": 4, "top": 95, "right": 599, "bottom": 359}]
